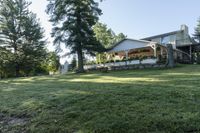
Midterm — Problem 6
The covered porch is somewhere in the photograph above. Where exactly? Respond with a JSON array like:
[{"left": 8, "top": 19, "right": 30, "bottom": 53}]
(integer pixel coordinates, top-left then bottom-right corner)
[{"left": 106, "top": 43, "right": 167, "bottom": 64}]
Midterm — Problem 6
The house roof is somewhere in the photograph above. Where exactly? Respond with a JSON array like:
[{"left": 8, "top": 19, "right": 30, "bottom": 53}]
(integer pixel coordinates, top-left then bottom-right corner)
[
  {"left": 141, "top": 30, "right": 184, "bottom": 41},
  {"left": 107, "top": 38, "right": 152, "bottom": 51}
]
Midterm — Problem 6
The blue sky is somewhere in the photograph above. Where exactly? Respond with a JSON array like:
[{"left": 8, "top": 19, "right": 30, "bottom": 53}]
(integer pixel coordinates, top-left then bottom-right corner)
[
  {"left": 29, "top": 0, "right": 200, "bottom": 62},
  {"left": 99, "top": 0, "right": 200, "bottom": 38}
]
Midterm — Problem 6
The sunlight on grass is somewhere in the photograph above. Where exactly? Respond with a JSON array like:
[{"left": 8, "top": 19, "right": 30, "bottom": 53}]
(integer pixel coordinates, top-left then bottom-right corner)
[
  {"left": 18, "top": 77, "right": 35, "bottom": 81},
  {"left": 68, "top": 76, "right": 167, "bottom": 84},
  {"left": 11, "top": 82, "right": 26, "bottom": 85},
  {"left": 51, "top": 90, "right": 93, "bottom": 96},
  {"left": 21, "top": 99, "right": 45, "bottom": 110},
  {"left": 162, "top": 72, "right": 200, "bottom": 76},
  {"left": 2, "top": 87, "right": 17, "bottom": 92}
]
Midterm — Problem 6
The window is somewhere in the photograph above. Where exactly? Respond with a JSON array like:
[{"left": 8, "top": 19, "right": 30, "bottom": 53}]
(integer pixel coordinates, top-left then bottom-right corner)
[
  {"left": 161, "top": 35, "right": 176, "bottom": 45},
  {"left": 161, "top": 36, "right": 170, "bottom": 45}
]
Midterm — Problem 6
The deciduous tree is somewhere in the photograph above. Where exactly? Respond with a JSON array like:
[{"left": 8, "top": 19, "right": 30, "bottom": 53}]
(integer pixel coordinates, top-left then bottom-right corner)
[
  {"left": 93, "top": 22, "right": 126, "bottom": 48},
  {"left": 46, "top": 52, "right": 60, "bottom": 73}
]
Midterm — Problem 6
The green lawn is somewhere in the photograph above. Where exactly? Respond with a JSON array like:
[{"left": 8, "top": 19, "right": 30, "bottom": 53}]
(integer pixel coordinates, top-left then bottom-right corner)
[{"left": 1, "top": 65, "right": 200, "bottom": 133}]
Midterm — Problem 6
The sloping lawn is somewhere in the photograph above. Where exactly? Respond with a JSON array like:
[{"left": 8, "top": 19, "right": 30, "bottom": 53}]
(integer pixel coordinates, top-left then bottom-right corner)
[{"left": 1, "top": 65, "right": 200, "bottom": 132}]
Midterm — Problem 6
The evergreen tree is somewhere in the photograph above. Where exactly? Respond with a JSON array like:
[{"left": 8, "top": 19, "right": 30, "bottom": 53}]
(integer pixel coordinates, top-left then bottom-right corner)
[
  {"left": 93, "top": 22, "right": 126, "bottom": 48},
  {"left": 0, "top": 0, "right": 46, "bottom": 77},
  {"left": 194, "top": 17, "right": 200, "bottom": 43},
  {"left": 20, "top": 13, "right": 47, "bottom": 75},
  {"left": 46, "top": 0, "right": 105, "bottom": 72}
]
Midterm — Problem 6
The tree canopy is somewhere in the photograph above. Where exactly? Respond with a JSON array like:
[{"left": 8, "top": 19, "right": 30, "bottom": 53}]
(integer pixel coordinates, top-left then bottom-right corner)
[{"left": 93, "top": 22, "right": 126, "bottom": 48}]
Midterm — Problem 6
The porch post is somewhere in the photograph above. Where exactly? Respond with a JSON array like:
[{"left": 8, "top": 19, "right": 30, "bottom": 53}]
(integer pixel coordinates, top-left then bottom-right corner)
[
  {"left": 166, "top": 44, "right": 175, "bottom": 67},
  {"left": 161, "top": 47, "right": 163, "bottom": 55},
  {"left": 154, "top": 44, "right": 157, "bottom": 57}
]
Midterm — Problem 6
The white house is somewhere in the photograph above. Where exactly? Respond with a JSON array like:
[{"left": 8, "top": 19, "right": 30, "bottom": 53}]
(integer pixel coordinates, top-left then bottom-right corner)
[
  {"left": 84, "top": 25, "right": 197, "bottom": 70},
  {"left": 84, "top": 39, "right": 167, "bottom": 70}
]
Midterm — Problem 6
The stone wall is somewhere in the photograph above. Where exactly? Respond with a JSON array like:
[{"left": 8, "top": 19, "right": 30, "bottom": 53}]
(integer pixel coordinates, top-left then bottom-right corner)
[
  {"left": 86, "top": 63, "right": 167, "bottom": 72},
  {"left": 84, "top": 59, "right": 158, "bottom": 70}
]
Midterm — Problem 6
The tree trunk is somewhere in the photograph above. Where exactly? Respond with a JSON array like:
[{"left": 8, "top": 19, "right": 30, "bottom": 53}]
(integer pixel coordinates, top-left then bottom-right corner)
[
  {"left": 197, "top": 53, "right": 200, "bottom": 64},
  {"left": 15, "top": 63, "right": 20, "bottom": 77},
  {"left": 14, "top": 43, "right": 20, "bottom": 77},
  {"left": 77, "top": 49, "right": 84, "bottom": 73}
]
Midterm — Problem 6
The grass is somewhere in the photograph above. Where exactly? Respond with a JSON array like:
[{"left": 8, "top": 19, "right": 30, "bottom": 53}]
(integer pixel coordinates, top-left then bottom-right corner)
[{"left": 1, "top": 65, "right": 200, "bottom": 132}]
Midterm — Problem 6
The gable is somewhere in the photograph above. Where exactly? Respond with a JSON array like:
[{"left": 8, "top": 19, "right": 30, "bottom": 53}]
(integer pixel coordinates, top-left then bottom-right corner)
[{"left": 109, "top": 39, "right": 149, "bottom": 52}]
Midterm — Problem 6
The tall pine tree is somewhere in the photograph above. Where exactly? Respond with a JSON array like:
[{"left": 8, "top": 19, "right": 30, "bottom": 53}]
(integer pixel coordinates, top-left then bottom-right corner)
[
  {"left": 47, "top": 0, "right": 105, "bottom": 72},
  {"left": 20, "top": 13, "right": 47, "bottom": 75},
  {"left": 194, "top": 17, "right": 200, "bottom": 43},
  {"left": 0, "top": 0, "right": 46, "bottom": 77}
]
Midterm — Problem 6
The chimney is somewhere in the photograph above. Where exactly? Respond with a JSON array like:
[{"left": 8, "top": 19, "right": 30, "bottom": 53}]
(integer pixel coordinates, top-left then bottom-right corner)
[{"left": 180, "top": 24, "right": 189, "bottom": 34}]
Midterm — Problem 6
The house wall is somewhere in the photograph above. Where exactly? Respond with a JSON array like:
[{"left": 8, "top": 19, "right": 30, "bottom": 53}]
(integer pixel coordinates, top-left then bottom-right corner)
[
  {"left": 109, "top": 40, "right": 149, "bottom": 52},
  {"left": 176, "top": 32, "right": 192, "bottom": 47}
]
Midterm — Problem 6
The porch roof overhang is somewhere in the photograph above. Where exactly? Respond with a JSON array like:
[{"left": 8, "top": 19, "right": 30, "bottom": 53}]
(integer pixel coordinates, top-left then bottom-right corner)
[
  {"left": 106, "top": 39, "right": 155, "bottom": 52},
  {"left": 107, "top": 38, "right": 153, "bottom": 51},
  {"left": 107, "top": 39, "right": 161, "bottom": 53}
]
